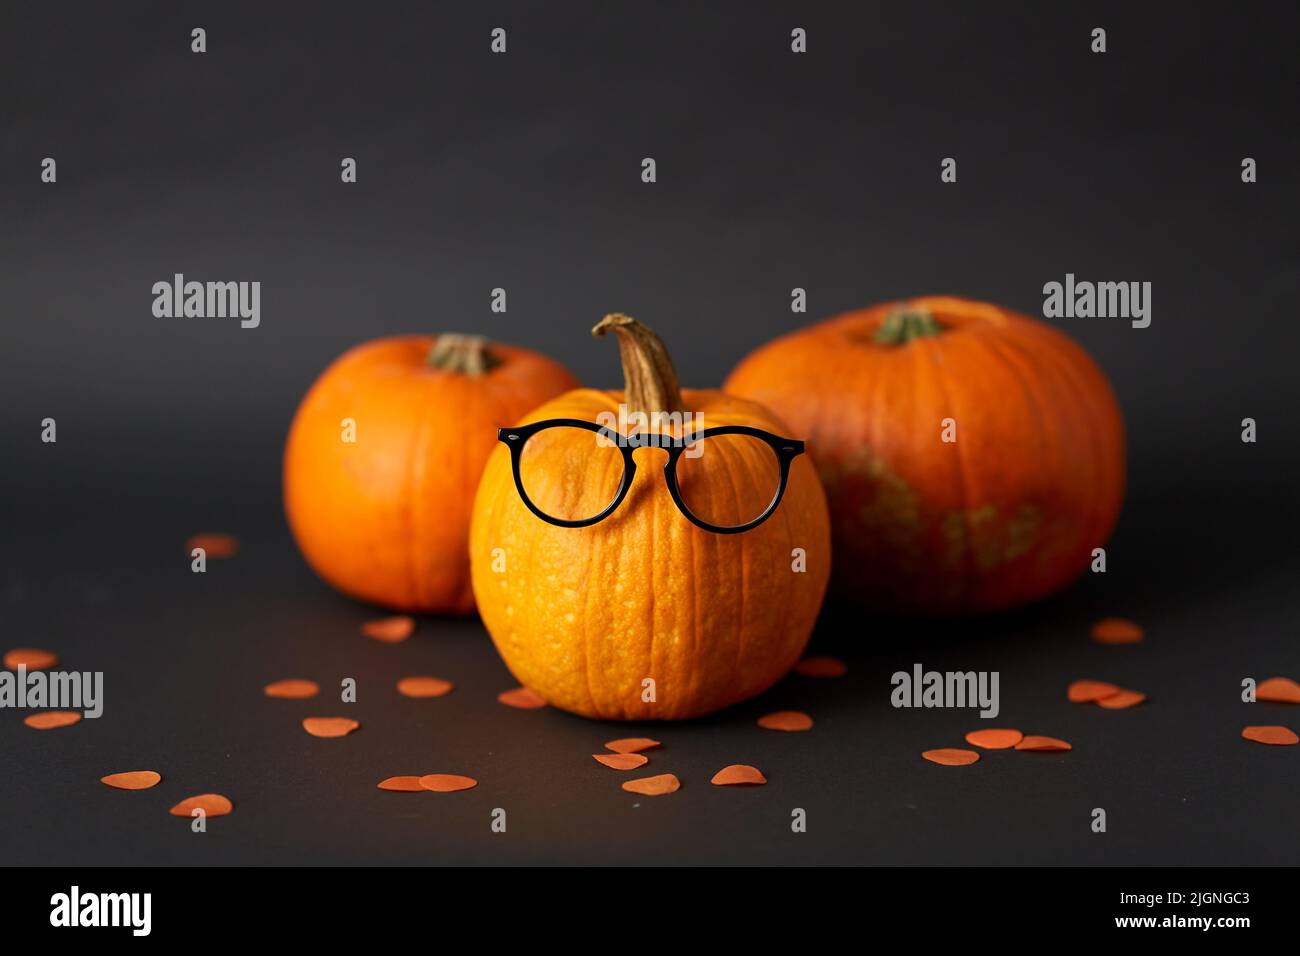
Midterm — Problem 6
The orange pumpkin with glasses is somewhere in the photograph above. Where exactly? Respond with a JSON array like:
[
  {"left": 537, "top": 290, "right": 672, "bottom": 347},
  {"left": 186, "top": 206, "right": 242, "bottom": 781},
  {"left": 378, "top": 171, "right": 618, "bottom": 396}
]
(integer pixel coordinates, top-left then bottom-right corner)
[{"left": 470, "top": 315, "right": 831, "bottom": 720}]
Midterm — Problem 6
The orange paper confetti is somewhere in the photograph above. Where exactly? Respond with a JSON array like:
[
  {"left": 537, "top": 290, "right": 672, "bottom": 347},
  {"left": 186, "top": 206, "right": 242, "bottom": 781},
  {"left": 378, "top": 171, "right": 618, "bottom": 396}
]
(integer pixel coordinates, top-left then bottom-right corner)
[
  {"left": 964, "top": 728, "right": 1024, "bottom": 750},
  {"left": 302, "top": 717, "right": 359, "bottom": 738},
  {"left": 1091, "top": 617, "right": 1143, "bottom": 644},
  {"left": 497, "top": 687, "right": 547, "bottom": 709},
  {"left": 361, "top": 616, "right": 415, "bottom": 643},
  {"left": 418, "top": 774, "right": 478, "bottom": 793},
  {"left": 793, "top": 656, "right": 847, "bottom": 678},
  {"left": 621, "top": 773, "right": 680, "bottom": 796},
  {"left": 604, "top": 737, "right": 661, "bottom": 754},
  {"left": 922, "top": 748, "right": 981, "bottom": 766},
  {"left": 593, "top": 753, "right": 649, "bottom": 770},
  {"left": 1015, "top": 735, "right": 1073, "bottom": 752},
  {"left": 757, "top": 710, "right": 813, "bottom": 732},
  {"left": 1257, "top": 677, "right": 1300, "bottom": 704},
  {"left": 3, "top": 648, "right": 58, "bottom": 671},
  {"left": 24, "top": 711, "right": 81, "bottom": 730},
  {"left": 101, "top": 771, "right": 162, "bottom": 791},
  {"left": 377, "top": 776, "right": 426, "bottom": 792},
  {"left": 263, "top": 678, "right": 320, "bottom": 699},
  {"left": 186, "top": 534, "right": 238, "bottom": 558},
  {"left": 1096, "top": 688, "right": 1147, "bottom": 709},
  {"left": 1068, "top": 680, "right": 1120, "bottom": 703},
  {"left": 1241, "top": 725, "right": 1299, "bottom": 746},
  {"left": 397, "top": 676, "right": 454, "bottom": 698},
  {"left": 169, "top": 794, "right": 232, "bottom": 817},
  {"left": 711, "top": 764, "right": 767, "bottom": 785}
]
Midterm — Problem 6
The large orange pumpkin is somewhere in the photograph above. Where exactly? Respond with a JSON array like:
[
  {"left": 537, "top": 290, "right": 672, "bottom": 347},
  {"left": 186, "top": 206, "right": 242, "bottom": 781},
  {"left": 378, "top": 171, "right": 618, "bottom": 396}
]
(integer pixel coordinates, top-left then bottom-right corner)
[
  {"left": 470, "top": 315, "right": 831, "bottom": 720},
  {"left": 284, "top": 334, "right": 578, "bottom": 613},
  {"left": 724, "top": 296, "right": 1125, "bottom": 615}
]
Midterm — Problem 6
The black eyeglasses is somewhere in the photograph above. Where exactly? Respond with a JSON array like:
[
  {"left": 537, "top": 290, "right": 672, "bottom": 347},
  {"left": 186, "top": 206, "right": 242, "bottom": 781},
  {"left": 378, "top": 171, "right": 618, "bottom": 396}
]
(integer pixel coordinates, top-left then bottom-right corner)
[{"left": 497, "top": 418, "right": 806, "bottom": 534}]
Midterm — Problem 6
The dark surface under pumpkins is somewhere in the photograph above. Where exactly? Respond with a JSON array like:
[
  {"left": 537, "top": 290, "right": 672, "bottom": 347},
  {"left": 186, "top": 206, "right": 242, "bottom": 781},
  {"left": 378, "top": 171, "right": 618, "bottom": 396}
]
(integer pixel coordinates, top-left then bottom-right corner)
[{"left": 2, "top": 2, "right": 1298, "bottom": 864}]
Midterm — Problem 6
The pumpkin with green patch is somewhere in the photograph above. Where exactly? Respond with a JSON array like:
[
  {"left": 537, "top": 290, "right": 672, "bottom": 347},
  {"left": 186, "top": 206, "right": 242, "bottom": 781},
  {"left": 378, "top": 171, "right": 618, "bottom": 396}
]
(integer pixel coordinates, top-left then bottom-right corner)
[{"left": 724, "top": 296, "right": 1125, "bottom": 615}]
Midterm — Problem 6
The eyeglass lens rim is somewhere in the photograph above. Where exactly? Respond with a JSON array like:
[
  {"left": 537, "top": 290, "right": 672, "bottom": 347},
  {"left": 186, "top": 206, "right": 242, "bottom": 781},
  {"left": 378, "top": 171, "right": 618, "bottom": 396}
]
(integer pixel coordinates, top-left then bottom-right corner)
[{"left": 497, "top": 417, "right": 803, "bottom": 534}]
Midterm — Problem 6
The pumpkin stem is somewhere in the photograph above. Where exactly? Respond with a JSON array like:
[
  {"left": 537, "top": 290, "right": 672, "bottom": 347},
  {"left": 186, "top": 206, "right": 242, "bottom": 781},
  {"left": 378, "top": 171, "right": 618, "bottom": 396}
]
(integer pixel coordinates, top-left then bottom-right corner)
[
  {"left": 426, "top": 334, "right": 500, "bottom": 375},
  {"left": 591, "top": 313, "right": 686, "bottom": 415},
  {"left": 874, "top": 305, "right": 944, "bottom": 345}
]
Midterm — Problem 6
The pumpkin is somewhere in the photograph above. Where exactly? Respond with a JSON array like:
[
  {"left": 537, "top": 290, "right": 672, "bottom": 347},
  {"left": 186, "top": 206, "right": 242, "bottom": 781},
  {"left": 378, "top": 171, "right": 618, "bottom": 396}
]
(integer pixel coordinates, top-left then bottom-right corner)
[
  {"left": 470, "top": 315, "right": 831, "bottom": 720},
  {"left": 284, "top": 334, "right": 578, "bottom": 613},
  {"left": 724, "top": 296, "right": 1125, "bottom": 615}
]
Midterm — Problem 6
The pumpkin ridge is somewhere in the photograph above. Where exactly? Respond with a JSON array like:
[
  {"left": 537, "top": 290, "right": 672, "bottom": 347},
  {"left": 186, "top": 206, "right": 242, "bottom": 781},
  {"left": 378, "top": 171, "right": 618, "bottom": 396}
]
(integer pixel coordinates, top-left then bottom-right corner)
[
  {"left": 918, "top": 336, "right": 978, "bottom": 608},
  {"left": 401, "top": 375, "right": 435, "bottom": 607},
  {"left": 771, "top": 442, "right": 801, "bottom": 688},
  {"left": 718, "top": 435, "right": 750, "bottom": 695},
  {"left": 508, "top": 468, "right": 536, "bottom": 689},
  {"left": 650, "top": 458, "right": 666, "bottom": 718},
  {"left": 685, "top": 480, "right": 703, "bottom": 710},
  {"left": 456, "top": 380, "right": 491, "bottom": 607},
  {"left": 850, "top": 336, "right": 898, "bottom": 592},
  {"left": 501, "top": 451, "right": 530, "bottom": 688},
  {"left": 974, "top": 332, "right": 1053, "bottom": 488},
  {"left": 602, "top": 443, "right": 636, "bottom": 715},
  {"left": 862, "top": 331, "right": 891, "bottom": 484},
  {"left": 968, "top": 333, "right": 1055, "bottom": 583},
  {"left": 579, "top": 493, "right": 604, "bottom": 717},
  {"left": 999, "top": 325, "right": 1115, "bottom": 568},
  {"left": 994, "top": 327, "right": 1099, "bottom": 522},
  {"left": 440, "top": 377, "right": 472, "bottom": 607}
]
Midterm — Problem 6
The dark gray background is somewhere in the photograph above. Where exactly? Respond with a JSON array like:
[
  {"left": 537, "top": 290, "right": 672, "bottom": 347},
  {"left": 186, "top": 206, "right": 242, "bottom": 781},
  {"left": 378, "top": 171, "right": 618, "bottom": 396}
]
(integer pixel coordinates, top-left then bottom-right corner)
[{"left": 2, "top": 1, "right": 1298, "bottom": 865}]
